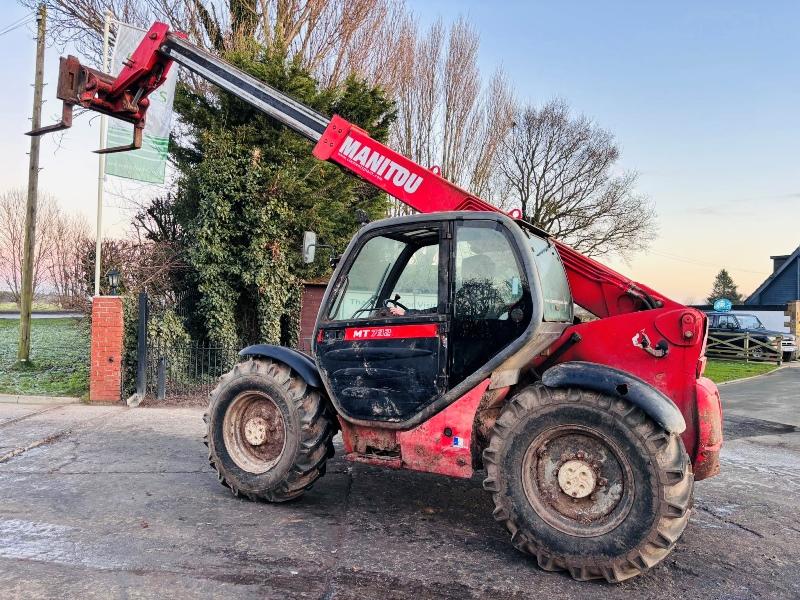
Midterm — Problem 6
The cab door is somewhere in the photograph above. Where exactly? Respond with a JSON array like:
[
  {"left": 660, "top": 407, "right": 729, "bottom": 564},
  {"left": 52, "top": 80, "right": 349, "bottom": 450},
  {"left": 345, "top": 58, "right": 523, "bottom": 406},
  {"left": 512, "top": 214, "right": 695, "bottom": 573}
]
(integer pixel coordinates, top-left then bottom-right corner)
[
  {"left": 314, "top": 223, "right": 448, "bottom": 423},
  {"left": 446, "top": 219, "right": 538, "bottom": 387}
]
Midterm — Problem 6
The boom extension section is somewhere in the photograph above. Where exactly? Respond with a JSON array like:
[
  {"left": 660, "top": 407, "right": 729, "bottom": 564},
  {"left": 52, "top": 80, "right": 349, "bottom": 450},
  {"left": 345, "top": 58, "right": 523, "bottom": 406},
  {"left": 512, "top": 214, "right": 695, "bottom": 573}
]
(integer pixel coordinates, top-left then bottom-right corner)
[{"left": 30, "top": 22, "right": 676, "bottom": 317}]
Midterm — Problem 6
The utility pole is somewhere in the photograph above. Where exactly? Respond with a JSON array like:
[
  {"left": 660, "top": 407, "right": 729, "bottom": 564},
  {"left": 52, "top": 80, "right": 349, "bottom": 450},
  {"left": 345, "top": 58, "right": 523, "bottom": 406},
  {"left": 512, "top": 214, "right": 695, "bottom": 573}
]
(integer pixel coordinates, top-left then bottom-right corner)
[{"left": 18, "top": 3, "right": 46, "bottom": 363}]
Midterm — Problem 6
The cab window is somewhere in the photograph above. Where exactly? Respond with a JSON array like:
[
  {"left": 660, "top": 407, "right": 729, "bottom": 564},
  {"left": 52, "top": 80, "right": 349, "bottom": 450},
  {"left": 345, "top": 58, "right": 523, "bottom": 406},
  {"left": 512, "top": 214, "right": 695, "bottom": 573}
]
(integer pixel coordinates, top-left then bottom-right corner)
[
  {"left": 389, "top": 244, "right": 439, "bottom": 311},
  {"left": 526, "top": 233, "right": 573, "bottom": 322},
  {"left": 327, "top": 227, "right": 440, "bottom": 321},
  {"left": 449, "top": 221, "right": 532, "bottom": 387},
  {"left": 454, "top": 225, "right": 523, "bottom": 320}
]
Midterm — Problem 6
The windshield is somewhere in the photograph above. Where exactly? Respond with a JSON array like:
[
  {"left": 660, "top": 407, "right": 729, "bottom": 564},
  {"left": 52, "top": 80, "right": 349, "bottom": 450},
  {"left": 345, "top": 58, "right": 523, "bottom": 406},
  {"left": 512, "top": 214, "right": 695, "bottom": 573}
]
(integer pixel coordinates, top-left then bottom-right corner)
[
  {"left": 736, "top": 315, "right": 763, "bottom": 329},
  {"left": 327, "top": 236, "right": 407, "bottom": 320},
  {"left": 525, "top": 232, "right": 573, "bottom": 322},
  {"left": 326, "top": 227, "right": 440, "bottom": 321}
]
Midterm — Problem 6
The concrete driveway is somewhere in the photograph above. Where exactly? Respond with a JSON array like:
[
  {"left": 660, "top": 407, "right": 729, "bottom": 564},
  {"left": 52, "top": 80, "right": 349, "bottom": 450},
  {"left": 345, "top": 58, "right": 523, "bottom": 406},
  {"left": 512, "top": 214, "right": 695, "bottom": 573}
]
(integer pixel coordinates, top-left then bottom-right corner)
[{"left": 1, "top": 369, "right": 799, "bottom": 599}]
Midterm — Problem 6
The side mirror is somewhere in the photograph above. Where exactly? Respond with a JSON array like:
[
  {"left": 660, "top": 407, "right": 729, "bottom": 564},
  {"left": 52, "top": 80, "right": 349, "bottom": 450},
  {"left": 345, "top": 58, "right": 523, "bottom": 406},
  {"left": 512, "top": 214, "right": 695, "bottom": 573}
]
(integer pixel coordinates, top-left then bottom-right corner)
[
  {"left": 302, "top": 231, "right": 317, "bottom": 264},
  {"left": 355, "top": 208, "right": 370, "bottom": 226}
]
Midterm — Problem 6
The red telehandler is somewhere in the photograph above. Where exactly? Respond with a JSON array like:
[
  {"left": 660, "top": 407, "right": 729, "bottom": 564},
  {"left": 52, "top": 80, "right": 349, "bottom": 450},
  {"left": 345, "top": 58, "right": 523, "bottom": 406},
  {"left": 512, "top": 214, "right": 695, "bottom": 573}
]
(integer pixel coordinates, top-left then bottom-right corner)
[{"left": 31, "top": 23, "right": 723, "bottom": 582}]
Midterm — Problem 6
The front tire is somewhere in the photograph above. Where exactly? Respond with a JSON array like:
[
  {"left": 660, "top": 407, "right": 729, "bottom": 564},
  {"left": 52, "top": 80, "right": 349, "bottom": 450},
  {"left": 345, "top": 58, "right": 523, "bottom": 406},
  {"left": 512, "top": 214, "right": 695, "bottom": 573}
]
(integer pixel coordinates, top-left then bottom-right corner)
[
  {"left": 204, "top": 358, "right": 336, "bottom": 502},
  {"left": 483, "top": 384, "right": 692, "bottom": 583}
]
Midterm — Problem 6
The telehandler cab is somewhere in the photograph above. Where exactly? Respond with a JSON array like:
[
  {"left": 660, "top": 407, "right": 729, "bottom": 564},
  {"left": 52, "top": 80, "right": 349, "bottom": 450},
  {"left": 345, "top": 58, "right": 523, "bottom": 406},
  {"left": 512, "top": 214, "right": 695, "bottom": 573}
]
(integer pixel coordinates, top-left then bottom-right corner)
[{"left": 31, "top": 23, "right": 723, "bottom": 582}]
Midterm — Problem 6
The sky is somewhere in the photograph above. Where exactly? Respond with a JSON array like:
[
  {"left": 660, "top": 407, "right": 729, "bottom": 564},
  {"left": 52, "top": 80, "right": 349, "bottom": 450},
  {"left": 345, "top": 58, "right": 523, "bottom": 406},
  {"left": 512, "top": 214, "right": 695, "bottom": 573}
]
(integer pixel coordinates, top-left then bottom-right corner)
[
  {"left": 0, "top": 5, "right": 168, "bottom": 245},
  {"left": 1, "top": 1, "right": 798, "bottom": 303}
]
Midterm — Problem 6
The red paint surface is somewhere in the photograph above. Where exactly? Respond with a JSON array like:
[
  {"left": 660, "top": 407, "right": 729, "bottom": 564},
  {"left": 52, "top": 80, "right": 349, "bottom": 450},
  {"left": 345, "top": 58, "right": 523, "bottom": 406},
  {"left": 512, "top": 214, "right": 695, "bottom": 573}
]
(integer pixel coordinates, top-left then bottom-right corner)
[
  {"left": 77, "top": 24, "right": 180, "bottom": 129},
  {"left": 336, "top": 381, "right": 491, "bottom": 479},
  {"left": 110, "top": 24, "right": 180, "bottom": 98},
  {"left": 397, "top": 379, "right": 492, "bottom": 478},
  {"left": 314, "top": 116, "right": 499, "bottom": 214},
  {"left": 693, "top": 377, "right": 723, "bottom": 479},
  {"left": 344, "top": 323, "right": 438, "bottom": 341},
  {"left": 338, "top": 418, "right": 403, "bottom": 469}
]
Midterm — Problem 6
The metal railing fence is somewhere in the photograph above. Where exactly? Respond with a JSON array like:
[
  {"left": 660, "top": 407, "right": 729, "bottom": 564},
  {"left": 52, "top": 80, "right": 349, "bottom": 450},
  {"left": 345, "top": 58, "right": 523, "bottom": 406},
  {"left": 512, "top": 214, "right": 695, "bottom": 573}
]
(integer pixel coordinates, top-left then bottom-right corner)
[{"left": 145, "top": 341, "right": 240, "bottom": 401}]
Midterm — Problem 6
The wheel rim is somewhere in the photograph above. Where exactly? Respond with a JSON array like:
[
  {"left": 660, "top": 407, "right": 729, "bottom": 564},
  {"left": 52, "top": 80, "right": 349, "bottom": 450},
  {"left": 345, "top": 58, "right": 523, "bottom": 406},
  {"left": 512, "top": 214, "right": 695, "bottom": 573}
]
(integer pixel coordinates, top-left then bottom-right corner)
[
  {"left": 223, "top": 391, "right": 286, "bottom": 474},
  {"left": 521, "top": 424, "right": 635, "bottom": 537}
]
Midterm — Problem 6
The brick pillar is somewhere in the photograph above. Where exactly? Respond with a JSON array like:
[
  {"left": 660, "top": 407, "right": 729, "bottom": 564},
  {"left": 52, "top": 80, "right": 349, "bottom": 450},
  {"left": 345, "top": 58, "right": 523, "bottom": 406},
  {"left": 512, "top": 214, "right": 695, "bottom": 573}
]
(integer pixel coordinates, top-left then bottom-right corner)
[{"left": 90, "top": 296, "right": 124, "bottom": 403}]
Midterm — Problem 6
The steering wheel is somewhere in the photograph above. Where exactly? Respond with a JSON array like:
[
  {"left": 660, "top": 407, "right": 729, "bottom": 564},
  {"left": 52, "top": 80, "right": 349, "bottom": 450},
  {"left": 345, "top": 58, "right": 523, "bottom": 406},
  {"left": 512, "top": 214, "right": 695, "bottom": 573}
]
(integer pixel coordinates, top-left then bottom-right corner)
[{"left": 383, "top": 296, "right": 409, "bottom": 312}]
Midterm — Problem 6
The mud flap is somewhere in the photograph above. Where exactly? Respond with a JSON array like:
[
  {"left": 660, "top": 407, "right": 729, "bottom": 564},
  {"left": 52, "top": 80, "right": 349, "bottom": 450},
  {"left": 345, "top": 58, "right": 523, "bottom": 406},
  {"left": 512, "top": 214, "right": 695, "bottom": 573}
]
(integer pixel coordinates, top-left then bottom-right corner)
[
  {"left": 239, "top": 344, "right": 322, "bottom": 388},
  {"left": 541, "top": 361, "right": 686, "bottom": 434}
]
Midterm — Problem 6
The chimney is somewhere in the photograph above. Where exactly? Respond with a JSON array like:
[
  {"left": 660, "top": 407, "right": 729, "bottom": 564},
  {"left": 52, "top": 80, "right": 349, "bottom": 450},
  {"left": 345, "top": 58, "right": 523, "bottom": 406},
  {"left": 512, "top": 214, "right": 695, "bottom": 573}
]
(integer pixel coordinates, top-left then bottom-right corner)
[{"left": 770, "top": 254, "right": 790, "bottom": 273}]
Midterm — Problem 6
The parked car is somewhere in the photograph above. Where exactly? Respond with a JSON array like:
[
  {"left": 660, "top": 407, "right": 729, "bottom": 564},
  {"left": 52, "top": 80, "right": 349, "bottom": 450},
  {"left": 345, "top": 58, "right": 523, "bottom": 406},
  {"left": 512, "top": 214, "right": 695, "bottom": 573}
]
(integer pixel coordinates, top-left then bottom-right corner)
[{"left": 705, "top": 311, "right": 797, "bottom": 362}]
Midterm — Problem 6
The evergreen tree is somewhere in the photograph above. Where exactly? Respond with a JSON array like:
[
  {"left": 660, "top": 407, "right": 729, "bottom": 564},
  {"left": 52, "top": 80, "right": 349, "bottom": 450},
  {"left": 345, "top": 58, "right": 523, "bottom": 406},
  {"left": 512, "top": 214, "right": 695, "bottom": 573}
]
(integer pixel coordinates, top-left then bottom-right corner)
[
  {"left": 170, "top": 46, "right": 395, "bottom": 346},
  {"left": 707, "top": 269, "right": 744, "bottom": 304}
]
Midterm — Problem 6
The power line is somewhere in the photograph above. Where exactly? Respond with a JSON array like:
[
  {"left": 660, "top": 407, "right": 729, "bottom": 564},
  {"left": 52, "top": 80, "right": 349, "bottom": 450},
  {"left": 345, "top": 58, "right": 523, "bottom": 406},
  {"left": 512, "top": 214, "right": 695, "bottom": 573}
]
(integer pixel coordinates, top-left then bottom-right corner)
[
  {"left": 0, "top": 11, "right": 35, "bottom": 31},
  {"left": 0, "top": 18, "right": 35, "bottom": 38},
  {"left": 0, "top": 12, "right": 36, "bottom": 38},
  {"left": 646, "top": 249, "right": 769, "bottom": 276}
]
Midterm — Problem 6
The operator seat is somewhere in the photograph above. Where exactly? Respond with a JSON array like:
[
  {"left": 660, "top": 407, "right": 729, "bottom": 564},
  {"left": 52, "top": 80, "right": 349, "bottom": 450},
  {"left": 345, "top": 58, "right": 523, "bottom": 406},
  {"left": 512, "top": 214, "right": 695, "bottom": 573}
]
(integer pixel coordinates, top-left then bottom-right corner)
[
  {"left": 450, "top": 253, "right": 510, "bottom": 386},
  {"left": 455, "top": 254, "right": 503, "bottom": 320}
]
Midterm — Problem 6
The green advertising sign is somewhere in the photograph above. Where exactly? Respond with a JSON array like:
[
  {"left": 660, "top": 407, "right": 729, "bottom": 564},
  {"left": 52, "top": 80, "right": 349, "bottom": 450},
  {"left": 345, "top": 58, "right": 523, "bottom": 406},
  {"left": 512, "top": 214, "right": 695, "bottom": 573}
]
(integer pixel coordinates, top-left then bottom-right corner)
[
  {"left": 105, "top": 125, "right": 170, "bottom": 183},
  {"left": 104, "top": 22, "right": 176, "bottom": 184}
]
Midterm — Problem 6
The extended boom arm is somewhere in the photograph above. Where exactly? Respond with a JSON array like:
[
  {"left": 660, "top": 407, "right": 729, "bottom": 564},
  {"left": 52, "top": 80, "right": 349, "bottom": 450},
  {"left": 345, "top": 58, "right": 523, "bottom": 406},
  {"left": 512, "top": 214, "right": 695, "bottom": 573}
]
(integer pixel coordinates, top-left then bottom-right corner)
[{"left": 30, "top": 22, "right": 679, "bottom": 317}]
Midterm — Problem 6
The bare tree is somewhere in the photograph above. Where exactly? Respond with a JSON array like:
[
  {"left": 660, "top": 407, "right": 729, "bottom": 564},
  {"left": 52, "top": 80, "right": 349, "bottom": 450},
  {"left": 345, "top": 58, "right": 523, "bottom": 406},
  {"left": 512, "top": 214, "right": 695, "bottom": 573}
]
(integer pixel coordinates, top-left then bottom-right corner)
[
  {"left": 440, "top": 17, "right": 481, "bottom": 185},
  {"left": 0, "top": 189, "right": 61, "bottom": 303},
  {"left": 468, "top": 69, "right": 514, "bottom": 202},
  {"left": 131, "top": 193, "right": 182, "bottom": 244},
  {"left": 80, "top": 237, "right": 185, "bottom": 298},
  {"left": 22, "top": 0, "right": 408, "bottom": 80},
  {"left": 391, "top": 18, "right": 443, "bottom": 174},
  {"left": 386, "top": 17, "right": 514, "bottom": 215},
  {"left": 496, "top": 100, "right": 656, "bottom": 257},
  {"left": 47, "top": 212, "right": 92, "bottom": 308}
]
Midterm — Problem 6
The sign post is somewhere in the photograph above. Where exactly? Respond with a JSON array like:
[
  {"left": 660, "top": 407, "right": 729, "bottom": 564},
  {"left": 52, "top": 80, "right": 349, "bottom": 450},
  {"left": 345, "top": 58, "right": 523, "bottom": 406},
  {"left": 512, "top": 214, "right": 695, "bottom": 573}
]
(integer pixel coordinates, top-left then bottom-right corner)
[{"left": 94, "top": 8, "right": 112, "bottom": 296}]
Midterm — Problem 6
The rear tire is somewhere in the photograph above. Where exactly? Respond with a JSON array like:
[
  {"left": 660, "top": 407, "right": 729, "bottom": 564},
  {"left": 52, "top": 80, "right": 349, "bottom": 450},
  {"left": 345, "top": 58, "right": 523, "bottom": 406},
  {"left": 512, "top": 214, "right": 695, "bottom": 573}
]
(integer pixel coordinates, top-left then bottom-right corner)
[
  {"left": 483, "top": 384, "right": 692, "bottom": 583},
  {"left": 204, "top": 358, "right": 336, "bottom": 502}
]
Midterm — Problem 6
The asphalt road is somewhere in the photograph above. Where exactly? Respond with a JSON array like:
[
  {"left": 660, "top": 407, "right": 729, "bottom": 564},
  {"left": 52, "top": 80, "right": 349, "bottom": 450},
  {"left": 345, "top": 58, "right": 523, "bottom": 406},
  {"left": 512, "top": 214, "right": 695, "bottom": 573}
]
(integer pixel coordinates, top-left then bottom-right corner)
[{"left": 0, "top": 367, "right": 799, "bottom": 599}]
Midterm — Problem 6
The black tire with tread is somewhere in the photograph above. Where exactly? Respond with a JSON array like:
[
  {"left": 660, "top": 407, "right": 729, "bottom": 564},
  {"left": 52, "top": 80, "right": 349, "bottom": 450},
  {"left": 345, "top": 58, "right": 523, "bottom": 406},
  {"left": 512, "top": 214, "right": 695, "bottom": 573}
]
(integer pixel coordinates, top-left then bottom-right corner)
[
  {"left": 483, "top": 383, "right": 693, "bottom": 583},
  {"left": 204, "top": 358, "right": 336, "bottom": 503}
]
